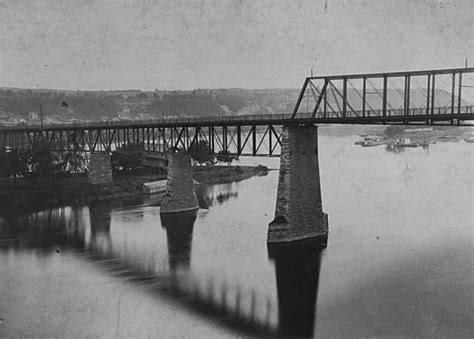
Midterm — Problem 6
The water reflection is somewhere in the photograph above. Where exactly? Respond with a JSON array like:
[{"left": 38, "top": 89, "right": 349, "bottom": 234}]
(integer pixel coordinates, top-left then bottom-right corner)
[
  {"left": 89, "top": 202, "right": 112, "bottom": 253},
  {"left": 268, "top": 239, "right": 325, "bottom": 338},
  {"left": 195, "top": 183, "right": 239, "bottom": 209},
  {"left": 385, "top": 143, "right": 430, "bottom": 154},
  {"left": 0, "top": 205, "right": 279, "bottom": 336},
  {"left": 0, "top": 207, "right": 78, "bottom": 252},
  {"left": 161, "top": 211, "right": 197, "bottom": 272},
  {"left": 385, "top": 144, "right": 406, "bottom": 153}
]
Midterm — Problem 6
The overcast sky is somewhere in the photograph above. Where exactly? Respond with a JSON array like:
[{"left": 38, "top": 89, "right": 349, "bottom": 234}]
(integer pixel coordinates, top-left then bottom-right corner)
[{"left": 0, "top": 0, "right": 472, "bottom": 90}]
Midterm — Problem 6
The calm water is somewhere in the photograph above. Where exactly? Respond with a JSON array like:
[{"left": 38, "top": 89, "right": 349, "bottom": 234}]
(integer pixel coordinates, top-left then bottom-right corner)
[{"left": 1, "top": 135, "right": 473, "bottom": 338}]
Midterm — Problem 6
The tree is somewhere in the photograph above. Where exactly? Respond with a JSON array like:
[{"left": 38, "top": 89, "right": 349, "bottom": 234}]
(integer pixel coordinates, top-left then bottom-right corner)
[
  {"left": 63, "top": 134, "right": 87, "bottom": 173},
  {"left": 5, "top": 149, "right": 29, "bottom": 183},
  {"left": 0, "top": 149, "right": 7, "bottom": 177},
  {"left": 216, "top": 150, "right": 238, "bottom": 166},
  {"left": 111, "top": 142, "right": 144, "bottom": 172},
  {"left": 28, "top": 140, "right": 66, "bottom": 181},
  {"left": 188, "top": 141, "right": 215, "bottom": 166}
]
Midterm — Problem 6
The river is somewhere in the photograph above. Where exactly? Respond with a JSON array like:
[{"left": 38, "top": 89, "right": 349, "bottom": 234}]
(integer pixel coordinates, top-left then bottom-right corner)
[{"left": 0, "top": 134, "right": 473, "bottom": 338}]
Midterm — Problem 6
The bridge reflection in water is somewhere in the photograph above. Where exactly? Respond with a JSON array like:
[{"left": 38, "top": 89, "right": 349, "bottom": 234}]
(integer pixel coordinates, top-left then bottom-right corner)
[{"left": 0, "top": 203, "right": 325, "bottom": 338}]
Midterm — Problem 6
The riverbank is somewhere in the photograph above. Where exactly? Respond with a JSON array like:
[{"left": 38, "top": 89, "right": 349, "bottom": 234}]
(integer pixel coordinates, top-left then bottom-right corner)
[{"left": 0, "top": 165, "right": 269, "bottom": 211}]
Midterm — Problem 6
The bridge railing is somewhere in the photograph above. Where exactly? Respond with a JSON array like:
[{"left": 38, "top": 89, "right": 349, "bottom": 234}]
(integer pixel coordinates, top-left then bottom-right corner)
[{"left": 1, "top": 105, "right": 473, "bottom": 131}]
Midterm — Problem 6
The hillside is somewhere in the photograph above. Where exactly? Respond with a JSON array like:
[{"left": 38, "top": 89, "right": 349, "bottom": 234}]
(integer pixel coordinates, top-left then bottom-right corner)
[{"left": 0, "top": 87, "right": 470, "bottom": 124}]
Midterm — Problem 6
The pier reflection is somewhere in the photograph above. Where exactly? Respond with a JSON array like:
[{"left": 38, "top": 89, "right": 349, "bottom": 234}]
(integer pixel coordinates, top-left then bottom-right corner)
[
  {"left": 88, "top": 202, "right": 112, "bottom": 253},
  {"left": 161, "top": 210, "right": 197, "bottom": 271},
  {"left": 269, "top": 238, "right": 325, "bottom": 338}
]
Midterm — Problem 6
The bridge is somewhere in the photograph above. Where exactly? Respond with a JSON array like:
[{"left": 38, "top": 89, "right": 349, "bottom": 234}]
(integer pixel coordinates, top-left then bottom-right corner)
[
  {"left": 1, "top": 67, "right": 473, "bottom": 155},
  {"left": 1, "top": 67, "right": 473, "bottom": 244}
]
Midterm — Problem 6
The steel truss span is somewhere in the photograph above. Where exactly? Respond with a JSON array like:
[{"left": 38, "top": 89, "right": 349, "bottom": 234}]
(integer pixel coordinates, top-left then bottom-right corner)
[
  {"left": 1, "top": 68, "right": 473, "bottom": 155},
  {"left": 0, "top": 125, "right": 284, "bottom": 156},
  {"left": 292, "top": 67, "right": 474, "bottom": 121}
]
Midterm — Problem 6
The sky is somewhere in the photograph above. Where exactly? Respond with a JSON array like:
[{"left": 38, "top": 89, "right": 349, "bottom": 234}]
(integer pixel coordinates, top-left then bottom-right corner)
[{"left": 0, "top": 0, "right": 473, "bottom": 90}]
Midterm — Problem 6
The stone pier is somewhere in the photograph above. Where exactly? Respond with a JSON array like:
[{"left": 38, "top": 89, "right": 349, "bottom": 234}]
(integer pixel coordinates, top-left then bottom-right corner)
[
  {"left": 88, "top": 152, "right": 113, "bottom": 185},
  {"left": 160, "top": 152, "right": 199, "bottom": 214},
  {"left": 268, "top": 124, "right": 328, "bottom": 244}
]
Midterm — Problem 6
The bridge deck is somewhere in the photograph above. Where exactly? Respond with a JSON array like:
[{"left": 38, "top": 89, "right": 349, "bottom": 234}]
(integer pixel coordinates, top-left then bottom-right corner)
[{"left": 1, "top": 107, "right": 474, "bottom": 132}]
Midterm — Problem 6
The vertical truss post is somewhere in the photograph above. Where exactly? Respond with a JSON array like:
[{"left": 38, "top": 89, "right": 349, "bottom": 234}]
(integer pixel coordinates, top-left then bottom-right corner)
[
  {"left": 404, "top": 76, "right": 408, "bottom": 117},
  {"left": 382, "top": 75, "right": 388, "bottom": 117},
  {"left": 404, "top": 75, "right": 411, "bottom": 120},
  {"left": 426, "top": 74, "right": 431, "bottom": 117},
  {"left": 162, "top": 128, "right": 166, "bottom": 152},
  {"left": 362, "top": 77, "right": 366, "bottom": 117},
  {"left": 237, "top": 125, "right": 241, "bottom": 154},
  {"left": 342, "top": 77, "right": 347, "bottom": 118},
  {"left": 146, "top": 128, "right": 150, "bottom": 151},
  {"left": 269, "top": 126, "right": 273, "bottom": 156},
  {"left": 223, "top": 126, "right": 228, "bottom": 153},
  {"left": 458, "top": 72, "right": 463, "bottom": 114},
  {"left": 431, "top": 74, "right": 436, "bottom": 116},
  {"left": 323, "top": 81, "right": 328, "bottom": 118},
  {"left": 407, "top": 75, "right": 411, "bottom": 117},
  {"left": 152, "top": 127, "right": 156, "bottom": 151},
  {"left": 210, "top": 126, "right": 215, "bottom": 153},
  {"left": 252, "top": 125, "right": 257, "bottom": 156},
  {"left": 451, "top": 72, "right": 456, "bottom": 123}
]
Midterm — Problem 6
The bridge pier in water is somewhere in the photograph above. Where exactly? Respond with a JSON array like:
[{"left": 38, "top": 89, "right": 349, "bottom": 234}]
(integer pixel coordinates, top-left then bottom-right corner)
[
  {"left": 268, "top": 124, "right": 328, "bottom": 244},
  {"left": 160, "top": 152, "right": 199, "bottom": 214},
  {"left": 88, "top": 152, "right": 113, "bottom": 185}
]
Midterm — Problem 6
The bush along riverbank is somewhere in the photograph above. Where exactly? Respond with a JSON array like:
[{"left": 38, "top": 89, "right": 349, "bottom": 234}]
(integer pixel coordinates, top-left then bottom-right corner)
[
  {"left": 0, "top": 165, "right": 269, "bottom": 210},
  {"left": 0, "top": 139, "right": 269, "bottom": 210}
]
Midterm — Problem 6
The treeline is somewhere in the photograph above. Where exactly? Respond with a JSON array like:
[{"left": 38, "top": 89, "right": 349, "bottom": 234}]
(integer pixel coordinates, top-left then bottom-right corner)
[
  {"left": 0, "top": 87, "right": 300, "bottom": 121},
  {"left": 188, "top": 141, "right": 239, "bottom": 166},
  {"left": 1, "top": 139, "right": 240, "bottom": 186},
  {"left": 1, "top": 86, "right": 469, "bottom": 123},
  {"left": 0, "top": 140, "right": 87, "bottom": 184},
  {"left": 145, "top": 97, "right": 227, "bottom": 118}
]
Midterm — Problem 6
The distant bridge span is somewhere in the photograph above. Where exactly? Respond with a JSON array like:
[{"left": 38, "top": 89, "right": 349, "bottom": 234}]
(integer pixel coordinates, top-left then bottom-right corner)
[{"left": 1, "top": 67, "right": 473, "bottom": 156}]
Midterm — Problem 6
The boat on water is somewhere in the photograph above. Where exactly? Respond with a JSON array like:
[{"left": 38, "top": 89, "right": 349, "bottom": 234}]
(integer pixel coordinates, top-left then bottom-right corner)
[
  {"left": 357, "top": 135, "right": 384, "bottom": 147},
  {"left": 395, "top": 137, "right": 419, "bottom": 148},
  {"left": 361, "top": 140, "right": 383, "bottom": 147}
]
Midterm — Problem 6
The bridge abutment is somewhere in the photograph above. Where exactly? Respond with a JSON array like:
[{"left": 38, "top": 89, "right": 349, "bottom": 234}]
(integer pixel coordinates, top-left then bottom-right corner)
[
  {"left": 268, "top": 124, "right": 328, "bottom": 244},
  {"left": 160, "top": 152, "right": 199, "bottom": 214},
  {"left": 88, "top": 152, "right": 113, "bottom": 185}
]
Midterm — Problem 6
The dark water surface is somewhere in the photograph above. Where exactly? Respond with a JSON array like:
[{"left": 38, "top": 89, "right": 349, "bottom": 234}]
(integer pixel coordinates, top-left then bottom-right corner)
[{"left": 1, "top": 136, "right": 473, "bottom": 338}]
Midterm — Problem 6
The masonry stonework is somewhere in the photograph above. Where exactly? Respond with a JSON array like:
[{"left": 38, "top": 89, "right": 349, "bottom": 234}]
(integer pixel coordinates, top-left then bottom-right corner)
[
  {"left": 160, "top": 152, "right": 199, "bottom": 214},
  {"left": 88, "top": 152, "right": 113, "bottom": 185},
  {"left": 268, "top": 124, "right": 328, "bottom": 243}
]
